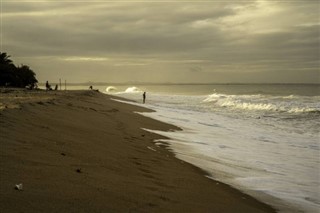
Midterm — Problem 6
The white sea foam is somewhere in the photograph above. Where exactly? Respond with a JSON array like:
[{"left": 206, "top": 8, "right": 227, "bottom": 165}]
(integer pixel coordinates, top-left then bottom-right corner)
[
  {"left": 123, "top": 86, "right": 142, "bottom": 93},
  {"left": 106, "top": 86, "right": 117, "bottom": 92},
  {"left": 111, "top": 86, "right": 320, "bottom": 213},
  {"left": 202, "top": 93, "right": 320, "bottom": 114}
]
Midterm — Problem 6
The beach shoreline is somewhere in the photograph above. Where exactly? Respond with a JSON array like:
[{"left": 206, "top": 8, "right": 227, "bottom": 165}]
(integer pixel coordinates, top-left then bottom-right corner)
[{"left": 0, "top": 89, "right": 276, "bottom": 212}]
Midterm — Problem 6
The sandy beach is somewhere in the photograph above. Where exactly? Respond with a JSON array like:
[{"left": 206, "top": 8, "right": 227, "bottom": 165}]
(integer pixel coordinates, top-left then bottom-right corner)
[{"left": 0, "top": 89, "right": 276, "bottom": 213}]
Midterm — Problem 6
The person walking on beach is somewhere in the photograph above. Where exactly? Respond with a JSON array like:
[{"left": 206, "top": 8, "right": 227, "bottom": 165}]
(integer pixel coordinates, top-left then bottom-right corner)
[{"left": 143, "top": 92, "right": 146, "bottom": 104}]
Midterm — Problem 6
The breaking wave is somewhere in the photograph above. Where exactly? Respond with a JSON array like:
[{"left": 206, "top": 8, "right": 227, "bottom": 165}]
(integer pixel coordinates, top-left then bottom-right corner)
[
  {"left": 203, "top": 93, "right": 320, "bottom": 114},
  {"left": 105, "top": 86, "right": 143, "bottom": 94},
  {"left": 124, "top": 87, "right": 142, "bottom": 93},
  {"left": 106, "top": 86, "right": 117, "bottom": 92}
]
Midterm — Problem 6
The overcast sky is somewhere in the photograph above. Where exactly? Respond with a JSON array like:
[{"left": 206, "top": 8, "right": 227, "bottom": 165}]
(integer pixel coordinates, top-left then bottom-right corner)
[{"left": 1, "top": 0, "right": 319, "bottom": 83}]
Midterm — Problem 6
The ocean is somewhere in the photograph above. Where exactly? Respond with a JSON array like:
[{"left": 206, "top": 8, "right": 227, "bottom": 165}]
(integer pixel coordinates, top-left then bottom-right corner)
[{"left": 78, "top": 84, "right": 319, "bottom": 212}]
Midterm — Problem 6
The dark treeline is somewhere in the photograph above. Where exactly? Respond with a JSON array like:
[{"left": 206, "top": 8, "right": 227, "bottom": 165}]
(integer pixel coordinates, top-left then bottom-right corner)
[{"left": 0, "top": 52, "right": 38, "bottom": 88}]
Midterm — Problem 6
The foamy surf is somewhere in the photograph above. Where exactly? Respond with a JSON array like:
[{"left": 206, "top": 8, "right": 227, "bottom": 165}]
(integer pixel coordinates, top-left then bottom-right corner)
[
  {"left": 122, "top": 86, "right": 143, "bottom": 93},
  {"left": 105, "top": 86, "right": 143, "bottom": 94},
  {"left": 106, "top": 86, "right": 117, "bottom": 92},
  {"left": 202, "top": 92, "right": 320, "bottom": 114},
  {"left": 110, "top": 84, "right": 320, "bottom": 213}
]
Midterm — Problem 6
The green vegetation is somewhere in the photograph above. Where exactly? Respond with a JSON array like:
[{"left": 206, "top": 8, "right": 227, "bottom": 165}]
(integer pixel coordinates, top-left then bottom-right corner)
[{"left": 0, "top": 52, "right": 38, "bottom": 89}]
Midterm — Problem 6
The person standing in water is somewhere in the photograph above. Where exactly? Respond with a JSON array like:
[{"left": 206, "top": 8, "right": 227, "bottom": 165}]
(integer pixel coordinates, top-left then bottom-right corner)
[{"left": 143, "top": 92, "right": 146, "bottom": 104}]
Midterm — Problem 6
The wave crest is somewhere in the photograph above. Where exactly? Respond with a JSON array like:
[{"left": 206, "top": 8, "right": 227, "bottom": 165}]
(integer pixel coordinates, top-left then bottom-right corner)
[
  {"left": 203, "top": 93, "right": 320, "bottom": 114},
  {"left": 106, "top": 86, "right": 117, "bottom": 92},
  {"left": 124, "top": 87, "right": 142, "bottom": 93}
]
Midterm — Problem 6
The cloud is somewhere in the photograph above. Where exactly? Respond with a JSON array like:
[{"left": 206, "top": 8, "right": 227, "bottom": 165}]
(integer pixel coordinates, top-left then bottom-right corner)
[
  {"left": 63, "top": 57, "right": 109, "bottom": 61},
  {"left": 189, "top": 66, "right": 203, "bottom": 73},
  {"left": 2, "top": 0, "right": 319, "bottom": 83}
]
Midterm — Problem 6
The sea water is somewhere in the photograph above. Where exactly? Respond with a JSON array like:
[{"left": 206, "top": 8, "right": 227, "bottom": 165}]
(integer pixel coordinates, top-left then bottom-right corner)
[
  {"left": 80, "top": 84, "right": 319, "bottom": 212},
  {"left": 103, "top": 84, "right": 319, "bottom": 213}
]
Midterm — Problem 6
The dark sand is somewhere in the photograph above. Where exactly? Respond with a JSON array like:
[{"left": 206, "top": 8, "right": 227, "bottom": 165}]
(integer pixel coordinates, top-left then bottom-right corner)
[{"left": 0, "top": 89, "right": 276, "bottom": 212}]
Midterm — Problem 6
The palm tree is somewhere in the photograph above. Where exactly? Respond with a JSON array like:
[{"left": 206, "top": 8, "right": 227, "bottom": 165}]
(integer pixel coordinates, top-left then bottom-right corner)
[
  {"left": 0, "top": 52, "right": 13, "bottom": 65},
  {"left": 0, "top": 52, "right": 16, "bottom": 86},
  {"left": 0, "top": 52, "right": 38, "bottom": 88}
]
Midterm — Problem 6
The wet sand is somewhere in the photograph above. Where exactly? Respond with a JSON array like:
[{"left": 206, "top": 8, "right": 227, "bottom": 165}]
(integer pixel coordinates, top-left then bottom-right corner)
[{"left": 0, "top": 89, "right": 276, "bottom": 212}]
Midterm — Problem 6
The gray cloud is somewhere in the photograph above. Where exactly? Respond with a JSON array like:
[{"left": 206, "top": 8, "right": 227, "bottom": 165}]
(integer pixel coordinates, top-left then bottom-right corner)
[{"left": 2, "top": 0, "right": 319, "bottom": 83}]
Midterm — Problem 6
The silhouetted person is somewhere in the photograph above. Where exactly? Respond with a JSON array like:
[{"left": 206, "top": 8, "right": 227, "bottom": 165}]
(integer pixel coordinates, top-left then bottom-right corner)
[
  {"left": 54, "top": 84, "right": 58, "bottom": 90},
  {"left": 143, "top": 92, "right": 146, "bottom": 104},
  {"left": 45, "top": 81, "right": 51, "bottom": 91},
  {"left": 89, "top": 85, "right": 93, "bottom": 90}
]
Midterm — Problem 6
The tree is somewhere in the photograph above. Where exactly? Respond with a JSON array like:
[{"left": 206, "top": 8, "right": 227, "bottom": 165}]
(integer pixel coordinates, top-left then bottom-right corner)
[
  {"left": 0, "top": 53, "right": 16, "bottom": 86},
  {"left": 0, "top": 52, "right": 13, "bottom": 65},
  {"left": 16, "top": 65, "right": 38, "bottom": 88},
  {"left": 0, "top": 52, "right": 38, "bottom": 88}
]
